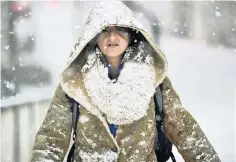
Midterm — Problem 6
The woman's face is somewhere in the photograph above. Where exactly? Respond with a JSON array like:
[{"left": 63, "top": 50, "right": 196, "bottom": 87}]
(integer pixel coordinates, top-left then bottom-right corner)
[{"left": 97, "top": 26, "right": 129, "bottom": 57}]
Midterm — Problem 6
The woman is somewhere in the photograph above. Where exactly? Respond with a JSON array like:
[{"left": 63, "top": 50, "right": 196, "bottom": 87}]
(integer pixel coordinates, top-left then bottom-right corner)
[{"left": 31, "top": 2, "right": 220, "bottom": 162}]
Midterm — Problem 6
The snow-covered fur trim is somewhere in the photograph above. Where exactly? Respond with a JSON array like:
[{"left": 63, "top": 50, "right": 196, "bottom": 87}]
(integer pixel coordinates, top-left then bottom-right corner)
[
  {"left": 82, "top": 47, "right": 156, "bottom": 125},
  {"left": 79, "top": 150, "right": 118, "bottom": 162}
]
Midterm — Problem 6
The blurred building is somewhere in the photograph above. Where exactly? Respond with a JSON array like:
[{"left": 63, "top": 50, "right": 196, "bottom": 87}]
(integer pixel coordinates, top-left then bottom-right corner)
[
  {"left": 169, "top": 1, "right": 236, "bottom": 48},
  {"left": 1, "top": 1, "right": 51, "bottom": 99}
]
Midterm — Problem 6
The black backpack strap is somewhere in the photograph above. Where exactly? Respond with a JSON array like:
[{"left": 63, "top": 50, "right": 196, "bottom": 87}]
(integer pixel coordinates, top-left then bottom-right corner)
[
  {"left": 72, "top": 102, "right": 80, "bottom": 136},
  {"left": 66, "top": 94, "right": 80, "bottom": 133},
  {"left": 154, "top": 83, "right": 176, "bottom": 162},
  {"left": 65, "top": 94, "right": 80, "bottom": 162},
  {"left": 155, "top": 84, "right": 164, "bottom": 123},
  {"left": 170, "top": 152, "right": 176, "bottom": 162}
]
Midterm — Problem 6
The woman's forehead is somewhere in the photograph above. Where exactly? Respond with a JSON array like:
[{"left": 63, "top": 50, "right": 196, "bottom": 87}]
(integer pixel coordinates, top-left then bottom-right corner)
[
  {"left": 103, "top": 26, "right": 128, "bottom": 31},
  {"left": 106, "top": 26, "right": 116, "bottom": 30}
]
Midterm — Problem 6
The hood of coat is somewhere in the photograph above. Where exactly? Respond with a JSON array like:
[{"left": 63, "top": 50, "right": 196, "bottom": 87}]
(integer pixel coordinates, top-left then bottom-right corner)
[{"left": 59, "top": 2, "right": 168, "bottom": 125}]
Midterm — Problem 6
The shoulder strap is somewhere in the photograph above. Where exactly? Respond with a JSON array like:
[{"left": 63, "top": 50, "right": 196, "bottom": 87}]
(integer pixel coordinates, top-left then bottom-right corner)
[
  {"left": 65, "top": 94, "right": 80, "bottom": 162},
  {"left": 154, "top": 83, "right": 176, "bottom": 162},
  {"left": 154, "top": 83, "right": 164, "bottom": 123},
  {"left": 66, "top": 94, "right": 80, "bottom": 135},
  {"left": 72, "top": 102, "right": 80, "bottom": 135}
]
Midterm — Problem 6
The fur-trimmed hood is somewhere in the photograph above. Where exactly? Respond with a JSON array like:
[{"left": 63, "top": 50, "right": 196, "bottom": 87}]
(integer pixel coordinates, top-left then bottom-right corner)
[{"left": 59, "top": 1, "right": 168, "bottom": 125}]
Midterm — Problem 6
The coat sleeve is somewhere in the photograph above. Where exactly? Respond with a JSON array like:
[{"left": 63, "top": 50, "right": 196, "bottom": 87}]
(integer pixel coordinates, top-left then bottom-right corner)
[
  {"left": 31, "top": 84, "right": 72, "bottom": 162},
  {"left": 162, "top": 77, "right": 221, "bottom": 162}
]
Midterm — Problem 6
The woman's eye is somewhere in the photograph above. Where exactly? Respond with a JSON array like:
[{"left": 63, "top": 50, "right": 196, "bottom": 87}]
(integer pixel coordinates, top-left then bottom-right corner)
[
  {"left": 101, "top": 28, "right": 108, "bottom": 33},
  {"left": 119, "top": 30, "right": 128, "bottom": 36},
  {"left": 117, "top": 28, "right": 125, "bottom": 32},
  {"left": 101, "top": 30, "right": 108, "bottom": 35}
]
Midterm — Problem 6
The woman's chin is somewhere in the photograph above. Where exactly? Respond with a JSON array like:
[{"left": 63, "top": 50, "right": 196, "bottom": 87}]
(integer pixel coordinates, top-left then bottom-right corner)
[{"left": 104, "top": 51, "right": 123, "bottom": 57}]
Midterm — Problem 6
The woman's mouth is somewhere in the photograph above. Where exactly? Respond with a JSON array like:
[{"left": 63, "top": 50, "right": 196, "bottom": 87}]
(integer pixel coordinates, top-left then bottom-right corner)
[{"left": 108, "top": 43, "right": 119, "bottom": 47}]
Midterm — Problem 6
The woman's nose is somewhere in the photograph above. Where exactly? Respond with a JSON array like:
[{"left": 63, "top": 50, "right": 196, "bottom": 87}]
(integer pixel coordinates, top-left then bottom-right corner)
[{"left": 108, "top": 31, "right": 118, "bottom": 40}]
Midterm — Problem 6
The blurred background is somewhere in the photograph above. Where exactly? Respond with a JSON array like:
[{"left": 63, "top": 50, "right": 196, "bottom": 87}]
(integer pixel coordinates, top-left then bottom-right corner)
[{"left": 1, "top": 1, "right": 235, "bottom": 162}]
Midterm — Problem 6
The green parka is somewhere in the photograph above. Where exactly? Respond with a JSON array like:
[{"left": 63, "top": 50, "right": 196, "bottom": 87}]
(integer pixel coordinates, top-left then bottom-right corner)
[{"left": 31, "top": 2, "right": 220, "bottom": 162}]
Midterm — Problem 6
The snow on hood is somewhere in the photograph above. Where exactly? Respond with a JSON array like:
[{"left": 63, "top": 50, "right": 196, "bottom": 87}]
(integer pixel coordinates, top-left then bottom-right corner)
[
  {"left": 60, "top": 1, "right": 167, "bottom": 77},
  {"left": 59, "top": 1, "right": 168, "bottom": 125}
]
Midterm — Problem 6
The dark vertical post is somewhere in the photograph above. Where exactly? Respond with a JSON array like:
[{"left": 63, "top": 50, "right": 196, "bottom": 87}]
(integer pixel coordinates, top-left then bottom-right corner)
[{"left": 13, "top": 106, "right": 20, "bottom": 162}]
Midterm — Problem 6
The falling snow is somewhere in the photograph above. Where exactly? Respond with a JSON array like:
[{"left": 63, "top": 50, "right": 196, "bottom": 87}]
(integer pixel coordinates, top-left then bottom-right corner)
[{"left": 1, "top": 1, "right": 235, "bottom": 162}]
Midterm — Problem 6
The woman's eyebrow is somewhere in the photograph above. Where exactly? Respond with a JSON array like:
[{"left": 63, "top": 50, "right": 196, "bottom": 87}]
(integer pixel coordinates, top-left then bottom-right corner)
[{"left": 105, "top": 26, "right": 120, "bottom": 32}]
